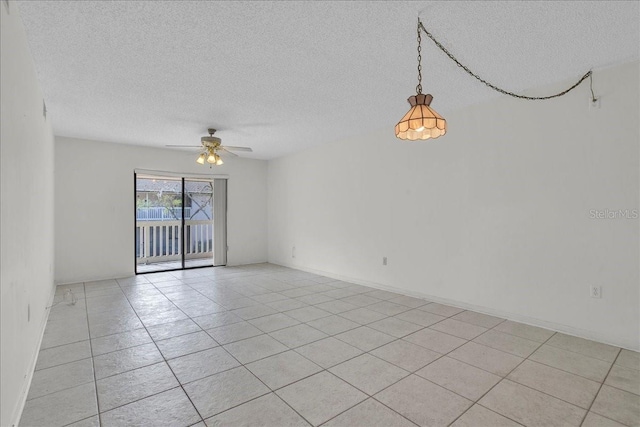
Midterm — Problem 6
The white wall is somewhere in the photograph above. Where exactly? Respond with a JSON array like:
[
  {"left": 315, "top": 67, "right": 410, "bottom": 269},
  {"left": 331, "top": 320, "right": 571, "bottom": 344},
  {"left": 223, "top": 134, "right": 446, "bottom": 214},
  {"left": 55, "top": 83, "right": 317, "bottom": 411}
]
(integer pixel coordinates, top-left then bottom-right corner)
[
  {"left": 55, "top": 137, "right": 267, "bottom": 284},
  {"left": 1, "top": 2, "right": 56, "bottom": 425},
  {"left": 268, "top": 61, "right": 640, "bottom": 350}
]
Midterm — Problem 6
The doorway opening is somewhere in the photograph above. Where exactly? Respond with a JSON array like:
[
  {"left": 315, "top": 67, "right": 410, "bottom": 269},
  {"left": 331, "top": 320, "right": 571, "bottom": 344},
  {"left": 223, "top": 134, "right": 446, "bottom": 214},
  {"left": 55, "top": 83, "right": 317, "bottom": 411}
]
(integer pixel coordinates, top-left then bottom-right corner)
[{"left": 134, "top": 173, "right": 227, "bottom": 273}]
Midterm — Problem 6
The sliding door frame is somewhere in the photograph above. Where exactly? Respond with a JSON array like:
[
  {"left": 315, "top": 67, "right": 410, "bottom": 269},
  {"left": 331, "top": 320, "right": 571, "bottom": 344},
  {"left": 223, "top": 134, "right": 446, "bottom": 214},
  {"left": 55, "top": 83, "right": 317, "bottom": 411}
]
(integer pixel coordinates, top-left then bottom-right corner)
[
  {"left": 134, "top": 170, "right": 228, "bottom": 275},
  {"left": 180, "top": 177, "right": 186, "bottom": 270}
]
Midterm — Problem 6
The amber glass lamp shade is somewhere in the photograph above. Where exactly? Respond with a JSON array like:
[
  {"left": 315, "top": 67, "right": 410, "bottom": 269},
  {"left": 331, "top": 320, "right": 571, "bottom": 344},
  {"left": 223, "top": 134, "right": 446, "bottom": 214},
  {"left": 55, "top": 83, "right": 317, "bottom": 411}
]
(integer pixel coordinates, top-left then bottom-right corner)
[
  {"left": 395, "top": 94, "right": 446, "bottom": 140},
  {"left": 196, "top": 153, "right": 206, "bottom": 164}
]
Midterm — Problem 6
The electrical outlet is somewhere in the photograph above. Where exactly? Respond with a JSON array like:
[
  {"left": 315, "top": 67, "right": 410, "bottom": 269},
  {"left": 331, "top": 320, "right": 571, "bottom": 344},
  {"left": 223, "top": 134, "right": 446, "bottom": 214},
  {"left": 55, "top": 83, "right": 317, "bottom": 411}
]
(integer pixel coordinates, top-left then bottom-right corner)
[
  {"left": 292, "top": 246, "right": 296, "bottom": 258},
  {"left": 590, "top": 286, "right": 602, "bottom": 298},
  {"left": 382, "top": 257, "right": 387, "bottom": 266}
]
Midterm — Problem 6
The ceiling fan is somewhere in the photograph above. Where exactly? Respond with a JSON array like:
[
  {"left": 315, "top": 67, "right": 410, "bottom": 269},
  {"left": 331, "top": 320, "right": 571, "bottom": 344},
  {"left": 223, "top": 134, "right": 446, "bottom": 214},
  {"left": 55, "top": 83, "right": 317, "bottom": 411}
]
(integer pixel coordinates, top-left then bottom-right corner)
[{"left": 166, "top": 128, "right": 253, "bottom": 166}]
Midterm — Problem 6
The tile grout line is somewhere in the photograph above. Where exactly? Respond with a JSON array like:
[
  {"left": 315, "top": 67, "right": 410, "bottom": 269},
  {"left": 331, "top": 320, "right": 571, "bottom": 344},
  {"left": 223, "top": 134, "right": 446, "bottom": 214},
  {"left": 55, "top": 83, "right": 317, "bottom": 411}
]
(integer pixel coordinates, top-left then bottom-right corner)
[
  {"left": 184, "top": 320, "right": 314, "bottom": 425},
  {"left": 61, "top": 414, "right": 99, "bottom": 427},
  {"left": 514, "top": 355, "right": 612, "bottom": 385},
  {"left": 458, "top": 321, "right": 627, "bottom": 426},
  {"left": 132, "top": 271, "right": 320, "bottom": 426},
  {"left": 578, "top": 347, "right": 622, "bottom": 427},
  {"left": 29, "top": 288, "right": 96, "bottom": 422},
  {"left": 265, "top": 325, "right": 421, "bottom": 427},
  {"left": 542, "top": 340, "right": 622, "bottom": 364},
  {"left": 39, "top": 267, "right": 635, "bottom": 427},
  {"left": 56, "top": 277, "right": 307, "bottom": 422},
  {"left": 317, "top": 361, "right": 421, "bottom": 427},
  {"left": 200, "top": 298, "right": 510, "bottom": 412},
  {"left": 444, "top": 328, "right": 558, "bottom": 426},
  {"left": 382, "top": 310, "right": 626, "bottom": 394},
  {"left": 31, "top": 352, "right": 93, "bottom": 373},
  {"left": 87, "top": 307, "right": 452, "bottom": 423},
  {"left": 364, "top": 328, "right": 482, "bottom": 426},
  {"left": 186, "top": 282, "right": 419, "bottom": 425},
  {"left": 365, "top": 340, "right": 472, "bottom": 424},
  {"left": 493, "top": 316, "right": 624, "bottom": 383},
  {"left": 83, "top": 282, "right": 103, "bottom": 427},
  {"left": 63, "top": 277, "right": 622, "bottom": 392},
  {"left": 114, "top": 278, "right": 208, "bottom": 426},
  {"left": 318, "top": 371, "right": 421, "bottom": 427},
  {"left": 303, "top": 327, "right": 454, "bottom": 427}
]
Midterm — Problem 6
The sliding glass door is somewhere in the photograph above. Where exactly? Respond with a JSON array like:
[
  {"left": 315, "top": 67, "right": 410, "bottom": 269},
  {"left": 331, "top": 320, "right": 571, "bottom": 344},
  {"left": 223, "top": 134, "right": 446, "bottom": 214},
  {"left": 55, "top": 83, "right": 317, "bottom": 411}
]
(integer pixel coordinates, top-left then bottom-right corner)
[
  {"left": 184, "top": 179, "right": 214, "bottom": 269},
  {"left": 135, "top": 173, "right": 226, "bottom": 273}
]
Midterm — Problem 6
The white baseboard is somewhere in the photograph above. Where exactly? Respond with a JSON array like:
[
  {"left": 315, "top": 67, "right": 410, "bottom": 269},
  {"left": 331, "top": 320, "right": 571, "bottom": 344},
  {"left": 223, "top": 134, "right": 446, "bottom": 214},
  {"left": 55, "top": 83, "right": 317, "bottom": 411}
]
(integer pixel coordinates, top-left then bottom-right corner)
[
  {"left": 54, "top": 260, "right": 639, "bottom": 351},
  {"left": 10, "top": 281, "right": 58, "bottom": 427},
  {"left": 272, "top": 260, "right": 640, "bottom": 352},
  {"left": 55, "top": 270, "right": 133, "bottom": 286}
]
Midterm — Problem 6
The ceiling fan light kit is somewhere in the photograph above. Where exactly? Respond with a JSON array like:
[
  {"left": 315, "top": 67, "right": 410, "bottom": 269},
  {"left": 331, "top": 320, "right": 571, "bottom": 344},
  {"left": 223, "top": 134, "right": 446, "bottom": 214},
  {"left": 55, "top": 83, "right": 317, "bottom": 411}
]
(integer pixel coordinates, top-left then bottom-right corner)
[
  {"left": 395, "top": 18, "right": 597, "bottom": 141},
  {"left": 168, "top": 128, "right": 252, "bottom": 167},
  {"left": 198, "top": 148, "right": 223, "bottom": 166},
  {"left": 207, "top": 152, "right": 223, "bottom": 165}
]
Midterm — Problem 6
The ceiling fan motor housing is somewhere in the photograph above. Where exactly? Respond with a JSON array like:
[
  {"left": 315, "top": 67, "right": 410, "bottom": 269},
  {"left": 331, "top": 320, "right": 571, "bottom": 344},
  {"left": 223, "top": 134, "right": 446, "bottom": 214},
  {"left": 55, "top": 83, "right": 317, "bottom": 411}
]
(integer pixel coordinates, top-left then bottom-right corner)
[{"left": 201, "top": 136, "right": 222, "bottom": 149}]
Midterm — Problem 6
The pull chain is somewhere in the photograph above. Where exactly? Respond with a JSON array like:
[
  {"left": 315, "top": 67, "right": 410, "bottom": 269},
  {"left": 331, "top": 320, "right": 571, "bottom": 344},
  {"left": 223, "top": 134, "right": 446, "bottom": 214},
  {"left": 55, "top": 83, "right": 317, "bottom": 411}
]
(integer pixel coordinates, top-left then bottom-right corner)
[{"left": 416, "top": 18, "right": 423, "bottom": 94}]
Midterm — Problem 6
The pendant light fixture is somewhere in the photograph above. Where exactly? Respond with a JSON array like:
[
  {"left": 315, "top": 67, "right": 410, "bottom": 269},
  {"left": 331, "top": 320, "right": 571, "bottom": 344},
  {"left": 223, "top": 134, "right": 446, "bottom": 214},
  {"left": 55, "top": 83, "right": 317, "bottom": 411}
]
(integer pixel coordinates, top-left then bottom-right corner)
[
  {"left": 395, "top": 18, "right": 595, "bottom": 140},
  {"left": 395, "top": 18, "right": 446, "bottom": 141}
]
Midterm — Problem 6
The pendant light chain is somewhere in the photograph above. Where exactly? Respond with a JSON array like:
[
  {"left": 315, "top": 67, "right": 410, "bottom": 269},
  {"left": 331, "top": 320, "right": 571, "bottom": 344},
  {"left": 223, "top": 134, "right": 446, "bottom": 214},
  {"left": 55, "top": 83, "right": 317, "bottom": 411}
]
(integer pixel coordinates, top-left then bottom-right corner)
[
  {"left": 416, "top": 19, "right": 423, "bottom": 94},
  {"left": 417, "top": 20, "right": 593, "bottom": 101}
]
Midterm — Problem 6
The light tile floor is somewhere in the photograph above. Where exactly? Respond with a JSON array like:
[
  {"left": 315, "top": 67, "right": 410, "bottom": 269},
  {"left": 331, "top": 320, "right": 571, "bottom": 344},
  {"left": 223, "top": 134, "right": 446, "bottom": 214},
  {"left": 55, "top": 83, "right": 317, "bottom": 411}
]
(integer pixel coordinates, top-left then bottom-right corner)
[{"left": 20, "top": 264, "right": 640, "bottom": 427}]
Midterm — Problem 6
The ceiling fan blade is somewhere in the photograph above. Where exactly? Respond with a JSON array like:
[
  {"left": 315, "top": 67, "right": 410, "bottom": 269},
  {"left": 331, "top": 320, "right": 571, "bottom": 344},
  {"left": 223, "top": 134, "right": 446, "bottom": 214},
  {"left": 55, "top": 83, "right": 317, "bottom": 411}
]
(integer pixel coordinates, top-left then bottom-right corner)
[
  {"left": 219, "top": 147, "right": 238, "bottom": 157},
  {"left": 220, "top": 145, "right": 252, "bottom": 152},
  {"left": 166, "top": 145, "right": 202, "bottom": 148}
]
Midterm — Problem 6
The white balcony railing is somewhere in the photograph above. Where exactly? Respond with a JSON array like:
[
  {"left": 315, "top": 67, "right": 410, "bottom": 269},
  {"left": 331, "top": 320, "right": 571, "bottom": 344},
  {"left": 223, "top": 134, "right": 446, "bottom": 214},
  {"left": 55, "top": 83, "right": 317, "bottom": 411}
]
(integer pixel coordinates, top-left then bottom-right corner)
[
  {"left": 135, "top": 220, "right": 213, "bottom": 264},
  {"left": 136, "top": 207, "right": 192, "bottom": 221}
]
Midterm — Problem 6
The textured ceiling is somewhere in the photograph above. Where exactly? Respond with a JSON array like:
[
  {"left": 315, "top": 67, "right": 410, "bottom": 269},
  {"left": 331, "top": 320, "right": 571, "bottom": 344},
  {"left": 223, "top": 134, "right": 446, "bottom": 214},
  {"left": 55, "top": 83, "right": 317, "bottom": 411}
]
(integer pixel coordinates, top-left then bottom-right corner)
[{"left": 17, "top": 1, "right": 640, "bottom": 160}]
